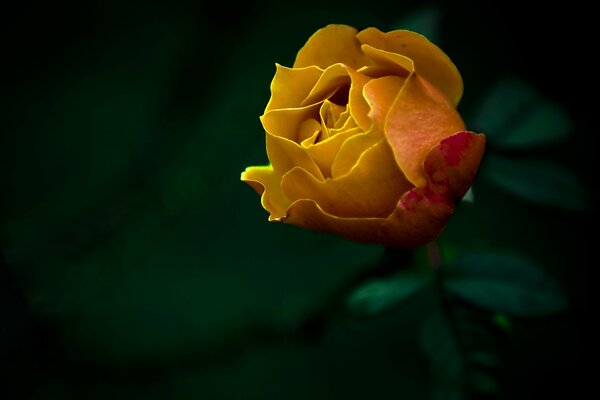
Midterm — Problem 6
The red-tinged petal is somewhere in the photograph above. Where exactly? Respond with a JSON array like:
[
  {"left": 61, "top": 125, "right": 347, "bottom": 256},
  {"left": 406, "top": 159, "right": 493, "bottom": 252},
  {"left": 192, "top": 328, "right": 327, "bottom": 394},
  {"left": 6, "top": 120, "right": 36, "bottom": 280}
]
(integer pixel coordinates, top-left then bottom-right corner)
[
  {"left": 377, "top": 131, "right": 486, "bottom": 248},
  {"left": 377, "top": 187, "right": 454, "bottom": 248},
  {"left": 281, "top": 140, "right": 411, "bottom": 218},
  {"left": 363, "top": 75, "right": 405, "bottom": 132},
  {"left": 384, "top": 74, "right": 465, "bottom": 187},
  {"left": 357, "top": 27, "right": 463, "bottom": 105},
  {"left": 265, "top": 64, "right": 323, "bottom": 112},
  {"left": 241, "top": 165, "right": 290, "bottom": 220},
  {"left": 265, "top": 132, "right": 324, "bottom": 180},
  {"left": 283, "top": 198, "right": 385, "bottom": 244},
  {"left": 424, "top": 131, "right": 486, "bottom": 201},
  {"left": 294, "top": 24, "right": 372, "bottom": 69}
]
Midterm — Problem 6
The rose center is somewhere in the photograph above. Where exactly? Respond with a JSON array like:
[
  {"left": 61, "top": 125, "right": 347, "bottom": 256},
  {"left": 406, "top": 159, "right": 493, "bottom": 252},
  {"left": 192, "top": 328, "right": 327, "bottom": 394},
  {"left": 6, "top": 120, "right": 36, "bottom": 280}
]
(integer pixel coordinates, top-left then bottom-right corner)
[{"left": 314, "top": 84, "right": 352, "bottom": 143}]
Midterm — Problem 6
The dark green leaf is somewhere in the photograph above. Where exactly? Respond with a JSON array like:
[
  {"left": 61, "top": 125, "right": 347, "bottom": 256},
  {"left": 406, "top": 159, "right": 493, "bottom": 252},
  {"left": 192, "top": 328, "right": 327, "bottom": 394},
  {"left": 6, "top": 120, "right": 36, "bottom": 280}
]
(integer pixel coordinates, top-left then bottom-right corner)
[
  {"left": 393, "top": 4, "right": 442, "bottom": 43},
  {"left": 469, "top": 369, "right": 499, "bottom": 394},
  {"left": 420, "top": 310, "right": 466, "bottom": 400},
  {"left": 498, "top": 100, "right": 572, "bottom": 148},
  {"left": 466, "top": 350, "right": 500, "bottom": 369},
  {"left": 492, "top": 313, "right": 511, "bottom": 333},
  {"left": 347, "top": 266, "right": 432, "bottom": 315},
  {"left": 480, "top": 154, "right": 589, "bottom": 212},
  {"left": 442, "top": 252, "right": 567, "bottom": 317},
  {"left": 472, "top": 77, "right": 573, "bottom": 148}
]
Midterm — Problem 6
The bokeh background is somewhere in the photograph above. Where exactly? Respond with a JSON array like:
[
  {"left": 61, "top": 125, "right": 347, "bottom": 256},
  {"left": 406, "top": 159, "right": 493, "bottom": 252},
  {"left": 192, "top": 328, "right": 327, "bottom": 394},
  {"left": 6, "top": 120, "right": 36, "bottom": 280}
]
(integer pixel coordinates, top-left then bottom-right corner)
[{"left": 2, "top": 0, "right": 596, "bottom": 399}]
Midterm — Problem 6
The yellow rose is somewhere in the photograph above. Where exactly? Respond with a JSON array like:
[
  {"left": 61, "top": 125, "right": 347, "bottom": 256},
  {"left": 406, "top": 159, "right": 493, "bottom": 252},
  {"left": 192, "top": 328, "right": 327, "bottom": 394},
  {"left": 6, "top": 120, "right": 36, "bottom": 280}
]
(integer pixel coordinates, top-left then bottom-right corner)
[{"left": 241, "top": 24, "right": 485, "bottom": 248}]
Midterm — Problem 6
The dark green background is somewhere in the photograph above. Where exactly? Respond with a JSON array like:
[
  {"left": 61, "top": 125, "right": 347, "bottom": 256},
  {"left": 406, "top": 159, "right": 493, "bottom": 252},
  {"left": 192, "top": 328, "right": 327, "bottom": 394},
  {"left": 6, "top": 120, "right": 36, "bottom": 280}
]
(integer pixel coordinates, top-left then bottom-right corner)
[{"left": 2, "top": 1, "right": 596, "bottom": 399}]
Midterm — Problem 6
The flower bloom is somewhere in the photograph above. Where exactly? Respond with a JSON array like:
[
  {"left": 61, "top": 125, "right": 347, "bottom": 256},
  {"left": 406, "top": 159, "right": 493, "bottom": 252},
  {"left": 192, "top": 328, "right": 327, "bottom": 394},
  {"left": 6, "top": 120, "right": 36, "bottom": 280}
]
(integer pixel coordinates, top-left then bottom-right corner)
[{"left": 241, "top": 24, "right": 485, "bottom": 248}]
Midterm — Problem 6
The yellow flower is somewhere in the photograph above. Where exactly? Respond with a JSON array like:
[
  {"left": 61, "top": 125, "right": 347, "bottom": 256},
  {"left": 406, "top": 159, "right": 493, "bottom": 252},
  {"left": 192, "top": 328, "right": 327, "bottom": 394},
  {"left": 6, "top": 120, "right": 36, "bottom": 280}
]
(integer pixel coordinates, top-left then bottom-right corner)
[{"left": 241, "top": 24, "right": 485, "bottom": 248}]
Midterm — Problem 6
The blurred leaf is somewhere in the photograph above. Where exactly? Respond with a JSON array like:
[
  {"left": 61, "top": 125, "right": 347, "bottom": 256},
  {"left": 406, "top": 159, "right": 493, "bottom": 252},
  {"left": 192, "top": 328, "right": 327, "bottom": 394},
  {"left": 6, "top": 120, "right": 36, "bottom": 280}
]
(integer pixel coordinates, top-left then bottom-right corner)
[
  {"left": 442, "top": 251, "right": 567, "bottom": 317},
  {"left": 472, "top": 77, "right": 573, "bottom": 148},
  {"left": 466, "top": 350, "right": 500, "bottom": 369},
  {"left": 480, "top": 154, "right": 589, "bottom": 212},
  {"left": 499, "top": 101, "right": 573, "bottom": 148},
  {"left": 469, "top": 369, "right": 499, "bottom": 394},
  {"left": 393, "top": 4, "right": 441, "bottom": 43},
  {"left": 347, "top": 266, "right": 432, "bottom": 316},
  {"left": 0, "top": 15, "right": 191, "bottom": 257},
  {"left": 492, "top": 313, "right": 511, "bottom": 333},
  {"left": 420, "top": 310, "right": 466, "bottom": 400}
]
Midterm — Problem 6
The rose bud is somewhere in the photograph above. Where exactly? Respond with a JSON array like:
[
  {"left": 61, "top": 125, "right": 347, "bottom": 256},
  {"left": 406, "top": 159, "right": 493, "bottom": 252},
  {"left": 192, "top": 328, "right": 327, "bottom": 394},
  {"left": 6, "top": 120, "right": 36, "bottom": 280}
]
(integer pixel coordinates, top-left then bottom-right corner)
[{"left": 241, "top": 24, "right": 485, "bottom": 248}]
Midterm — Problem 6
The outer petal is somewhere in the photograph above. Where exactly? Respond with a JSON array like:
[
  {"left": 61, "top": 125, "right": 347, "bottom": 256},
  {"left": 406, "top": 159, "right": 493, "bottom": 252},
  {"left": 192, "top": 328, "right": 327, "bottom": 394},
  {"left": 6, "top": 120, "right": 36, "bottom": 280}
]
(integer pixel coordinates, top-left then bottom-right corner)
[
  {"left": 281, "top": 140, "right": 412, "bottom": 218},
  {"left": 384, "top": 74, "right": 465, "bottom": 187},
  {"left": 241, "top": 165, "right": 290, "bottom": 220},
  {"left": 294, "top": 24, "right": 372, "bottom": 69},
  {"left": 377, "top": 131, "right": 486, "bottom": 248},
  {"left": 377, "top": 187, "right": 454, "bottom": 248},
  {"left": 361, "top": 44, "right": 414, "bottom": 75},
  {"left": 424, "top": 131, "right": 486, "bottom": 201},
  {"left": 265, "top": 64, "right": 323, "bottom": 112},
  {"left": 357, "top": 27, "right": 463, "bottom": 105},
  {"left": 283, "top": 199, "right": 385, "bottom": 244}
]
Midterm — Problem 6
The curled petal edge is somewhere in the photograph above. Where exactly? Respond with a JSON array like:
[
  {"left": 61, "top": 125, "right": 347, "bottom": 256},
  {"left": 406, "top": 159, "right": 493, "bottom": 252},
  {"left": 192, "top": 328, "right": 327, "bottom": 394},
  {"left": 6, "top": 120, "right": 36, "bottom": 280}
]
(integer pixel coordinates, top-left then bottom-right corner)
[{"left": 241, "top": 165, "right": 290, "bottom": 220}]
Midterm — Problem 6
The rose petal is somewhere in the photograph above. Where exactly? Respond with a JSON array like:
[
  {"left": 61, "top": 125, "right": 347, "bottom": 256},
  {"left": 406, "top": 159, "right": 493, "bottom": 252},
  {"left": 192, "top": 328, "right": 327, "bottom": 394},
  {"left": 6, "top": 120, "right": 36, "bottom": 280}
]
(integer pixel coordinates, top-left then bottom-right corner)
[
  {"left": 265, "top": 64, "right": 323, "bottom": 112},
  {"left": 294, "top": 24, "right": 372, "bottom": 69},
  {"left": 377, "top": 187, "right": 454, "bottom": 248},
  {"left": 330, "top": 108, "right": 356, "bottom": 132},
  {"left": 281, "top": 140, "right": 411, "bottom": 218},
  {"left": 361, "top": 44, "right": 414, "bottom": 74},
  {"left": 284, "top": 198, "right": 385, "bottom": 244},
  {"left": 301, "top": 63, "right": 349, "bottom": 106},
  {"left": 260, "top": 103, "right": 321, "bottom": 141},
  {"left": 363, "top": 75, "right": 405, "bottom": 131},
  {"left": 377, "top": 130, "right": 486, "bottom": 248},
  {"left": 357, "top": 27, "right": 463, "bottom": 105},
  {"left": 304, "top": 126, "right": 362, "bottom": 178},
  {"left": 297, "top": 118, "right": 322, "bottom": 144},
  {"left": 318, "top": 100, "right": 346, "bottom": 140},
  {"left": 424, "top": 131, "right": 486, "bottom": 200},
  {"left": 358, "top": 65, "right": 404, "bottom": 79},
  {"left": 384, "top": 74, "right": 465, "bottom": 187},
  {"left": 346, "top": 68, "right": 373, "bottom": 131},
  {"left": 330, "top": 130, "right": 380, "bottom": 178},
  {"left": 241, "top": 165, "right": 290, "bottom": 220},
  {"left": 266, "top": 132, "right": 324, "bottom": 180}
]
